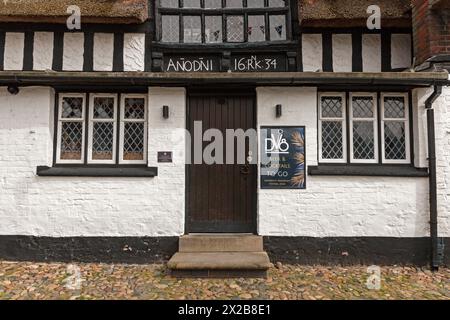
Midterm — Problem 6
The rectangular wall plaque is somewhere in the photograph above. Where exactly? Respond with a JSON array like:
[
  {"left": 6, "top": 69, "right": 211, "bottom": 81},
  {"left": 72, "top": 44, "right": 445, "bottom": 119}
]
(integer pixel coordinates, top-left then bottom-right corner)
[
  {"left": 158, "top": 151, "right": 173, "bottom": 163},
  {"left": 260, "top": 126, "right": 306, "bottom": 189},
  {"left": 231, "top": 55, "right": 287, "bottom": 72},
  {"left": 163, "top": 56, "right": 220, "bottom": 72}
]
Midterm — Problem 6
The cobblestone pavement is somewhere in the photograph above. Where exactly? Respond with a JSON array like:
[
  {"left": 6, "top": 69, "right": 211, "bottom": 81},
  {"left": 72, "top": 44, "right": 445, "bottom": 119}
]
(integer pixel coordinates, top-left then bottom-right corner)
[{"left": 0, "top": 261, "right": 448, "bottom": 300}]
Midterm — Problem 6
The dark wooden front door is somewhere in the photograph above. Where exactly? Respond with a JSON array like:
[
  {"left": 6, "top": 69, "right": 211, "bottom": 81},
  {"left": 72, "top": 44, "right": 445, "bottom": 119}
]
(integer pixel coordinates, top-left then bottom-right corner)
[{"left": 187, "top": 92, "right": 257, "bottom": 233}]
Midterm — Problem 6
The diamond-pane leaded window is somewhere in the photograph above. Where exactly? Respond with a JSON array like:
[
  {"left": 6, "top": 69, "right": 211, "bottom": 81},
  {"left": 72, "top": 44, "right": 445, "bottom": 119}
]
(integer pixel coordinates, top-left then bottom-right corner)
[
  {"left": 247, "top": 0, "right": 264, "bottom": 7},
  {"left": 58, "top": 95, "right": 85, "bottom": 162},
  {"left": 184, "top": 16, "right": 202, "bottom": 43},
  {"left": 350, "top": 94, "right": 377, "bottom": 163},
  {"left": 227, "top": 16, "right": 244, "bottom": 42},
  {"left": 120, "top": 95, "right": 147, "bottom": 163},
  {"left": 319, "top": 94, "right": 346, "bottom": 162},
  {"left": 158, "top": 1, "right": 289, "bottom": 43},
  {"left": 56, "top": 93, "right": 148, "bottom": 165},
  {"left": 60, "top": 122, "right": 83, "bottom": 160},
  {"left": 318, "top": 92, "right": 411, "bottom": 165},
  {"left": 162, "top": 15, "right": 180, "bottom": 42},
  {"left": 382, "top": 94, "right": 409, "bottom": 163},
  {"left": 248, "top": 15, "right": 265, "bottom": 42},
  {"left": 269, "top": 15, "right": 286, "bottom": 40},
  {"left": 88, "top": 95, "right": 117, "bottom": 163},
  {"left": 205, "top": 16, "right": 222, "bottom": 43}
]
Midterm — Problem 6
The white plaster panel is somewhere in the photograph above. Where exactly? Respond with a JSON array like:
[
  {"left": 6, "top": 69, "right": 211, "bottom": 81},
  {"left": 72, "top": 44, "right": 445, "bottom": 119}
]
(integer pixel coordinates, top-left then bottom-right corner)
[
  {"left": 302, "top": 34, "right": 322, "bottom": 72},
  {"left": 93, "top": 33, "right": 114, "bottom": 72},
  {"left": 332, "top": 34, "right": 352, "bottom": 72},
  {"left": 33, "top": 32, "right": 54, "bottom": 71},
  {"left": 391, "top": 34, "right": 412, "bottom": 70},
  {"left": 4, "top": 32, "right": 24, "bottom": 71},
  {"left": 362, "top": 34, "right": 381, "bottom": 72},
  {"left": 63, "top": 33, "right": 84, "bottom": 71},
  {"left": 123, "top": 33, "right": 145, "bottom": 72}
]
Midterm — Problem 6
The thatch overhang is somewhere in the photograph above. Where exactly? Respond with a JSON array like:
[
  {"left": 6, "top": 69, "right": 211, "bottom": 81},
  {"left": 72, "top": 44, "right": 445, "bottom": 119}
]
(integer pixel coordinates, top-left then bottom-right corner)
[
  {"left": 0, "top": 0, "right": 148, "bottom": 24},
  {"left": 299, "top": 0, "right": 412, "bottom": 28}
]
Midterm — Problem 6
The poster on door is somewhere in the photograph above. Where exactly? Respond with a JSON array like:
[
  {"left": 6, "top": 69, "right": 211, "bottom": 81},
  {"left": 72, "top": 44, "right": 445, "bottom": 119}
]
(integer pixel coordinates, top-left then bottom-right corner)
[{"left": 260, "top": 126, "right": 306, "bottom": 189}]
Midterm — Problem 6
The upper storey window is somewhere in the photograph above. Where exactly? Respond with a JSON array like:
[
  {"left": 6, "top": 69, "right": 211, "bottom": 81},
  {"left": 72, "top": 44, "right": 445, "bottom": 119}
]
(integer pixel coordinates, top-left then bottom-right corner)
[{"left": 158, "top": 0, "right": 289, "bottom": 44}]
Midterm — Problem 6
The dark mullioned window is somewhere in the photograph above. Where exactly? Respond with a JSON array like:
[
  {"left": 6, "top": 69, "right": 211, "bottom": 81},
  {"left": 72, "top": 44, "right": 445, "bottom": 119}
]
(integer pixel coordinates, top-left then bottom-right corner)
[{"left": 158, "top": 0, "right": 289, "bottom": 43}]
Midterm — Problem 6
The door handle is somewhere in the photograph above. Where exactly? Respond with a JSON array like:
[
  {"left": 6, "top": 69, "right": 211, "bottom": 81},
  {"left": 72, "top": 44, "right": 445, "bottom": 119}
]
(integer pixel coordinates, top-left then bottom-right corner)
[{"left": 240, "top": 165, "right": 250, "bottom": 175}]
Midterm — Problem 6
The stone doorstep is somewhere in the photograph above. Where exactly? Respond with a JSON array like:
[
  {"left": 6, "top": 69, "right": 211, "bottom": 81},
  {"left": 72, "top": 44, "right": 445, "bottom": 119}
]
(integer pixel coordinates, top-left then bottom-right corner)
[
  {"left": 167, "top": 252, "right": 271, "bottom": 271},
  {"left": 179, "top": 235, "right": 263, "bottom": 252}
]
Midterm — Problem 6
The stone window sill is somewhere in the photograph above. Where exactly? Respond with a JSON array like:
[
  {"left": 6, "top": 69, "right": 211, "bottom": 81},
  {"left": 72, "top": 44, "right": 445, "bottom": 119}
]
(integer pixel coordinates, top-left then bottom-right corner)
[
  {"left": 36, "top": 166, "right": 158, "bottom": 177},
  {"left": 308, "top": 165, "right": 428, "bottom": 177}
]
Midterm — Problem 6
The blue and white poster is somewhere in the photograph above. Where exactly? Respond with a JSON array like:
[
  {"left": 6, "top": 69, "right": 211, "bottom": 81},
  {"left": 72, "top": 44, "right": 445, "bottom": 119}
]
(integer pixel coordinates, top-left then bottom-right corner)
[{"left": 260, "top": 126, "right": 306, "bottom": 189}]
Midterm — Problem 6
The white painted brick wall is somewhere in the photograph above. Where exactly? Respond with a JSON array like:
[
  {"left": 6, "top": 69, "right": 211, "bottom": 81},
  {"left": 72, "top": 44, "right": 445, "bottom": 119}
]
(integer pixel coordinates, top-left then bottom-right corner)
[
  {"left": 0, "top": 87, "right": 185, "bottom": 237},
  {"left": 0, "top": 86, "right": 448, "bottom": 238},
  {"left": 256, "top": 87, "right": 448, "bottom": 237},
  {"left": 433, "top": 87, "right": 450, "bottom": 236}
]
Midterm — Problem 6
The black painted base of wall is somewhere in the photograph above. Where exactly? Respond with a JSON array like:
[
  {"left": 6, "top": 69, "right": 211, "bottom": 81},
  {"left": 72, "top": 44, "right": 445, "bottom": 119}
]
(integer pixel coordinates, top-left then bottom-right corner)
[
  {"left": 0, "top": 236, "right": 448, "bottom": 267},
  {"left": 264, "top": 237, "right": 450, "bottom": 266},
  {"left": 0, "top": 236, "right": 178, "bottom": 264}
]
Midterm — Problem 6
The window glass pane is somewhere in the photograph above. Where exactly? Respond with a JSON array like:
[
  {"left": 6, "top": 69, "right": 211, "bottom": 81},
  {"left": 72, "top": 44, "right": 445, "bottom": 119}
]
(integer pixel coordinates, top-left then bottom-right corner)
[
  {"left": 227, "top": 16, "right": 244, "bottom": 42},
  {"left": 247, "top": 0, "right": 264, "bottom": 7},
  {"left": 183, "top": 0, "right": 200, "bottom": 7},
  {"left": 384, "top": 96, "right": 405, "bottom": 118},
  {"left": 205, "top": 16, "right": 223, "bottom": 43},
  {"left": 93, "top": 97, "right": 114, "bottom": 119},
  {"left": 321, "top": 96, "right": 343, "bottom": 118},
  {"left": 384, "top": 122, "right": 406, "bottom": 160},
  {"left": 205, "top": 0, "right": 222, "bottom": 8},
  {"left": 123, "top": 122, "right": 145, "bottom": 161},
  {"left": 184, "top": 16, "right": 202, "bottom": 43},
  {"left": 248, "top": 15, "right": 265, "bottom": 42},
  {"left": 269, "top": 0, "right": 285, "bottom": 7},
  {"left": 352, "top": 96, "right": 374, "bottom": 118},
  {"left": 161, "top": 0, "right": 179, "bottom": 7},
  {"left": 161, "top": 15, "right": 180, "bottom": 42},
  {"left": 124, "top": 98, "right": 146, "bottom": 119},
  {"left": 226, "top": 0, "right": 243, "bottom": 7},
  {"left": 61, "top": 97, "right": 83, "bottom": 119},
  {"left": 92, "top": 122, "right": 114, "bottom": 160},
  {"left": 353, "top": 121, "right": 375, "bottom": 159},
  {"left": 269, "top": 15, "right": 286, "bottom": 40},
  {"left": 322, "top": 121, "right": 343, "bottom": 159},
  {"left": 60, "top": 122, "right": 83, "bottom": 160}
]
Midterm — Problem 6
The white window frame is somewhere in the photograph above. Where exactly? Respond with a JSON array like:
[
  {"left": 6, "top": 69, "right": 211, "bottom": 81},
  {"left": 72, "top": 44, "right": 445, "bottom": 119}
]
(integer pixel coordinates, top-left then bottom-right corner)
[
  {"left": 381, "top": 93, "right": 411, "bottom": 164},
  {"left": 349, "top": 92, "right": 379, "bottom": 164},
  {"left": 87, "top": 94, "right": 118, "bottom": 164},
  {"left": 318, "top": 92, "right": 347, "bottom": 163},
  {"left": 119, "top": 94, "right": 148, "bottom": 165},
  {"left": 56, "top": 93, "right": 86, "bottom": 164}
]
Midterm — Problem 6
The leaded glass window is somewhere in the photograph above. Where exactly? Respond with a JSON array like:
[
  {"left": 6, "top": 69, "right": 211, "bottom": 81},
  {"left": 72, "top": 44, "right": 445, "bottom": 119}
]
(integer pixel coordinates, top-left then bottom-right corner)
[
  {"left": 158, "top": 0, "right": 289, "bottom": 43},
  {"left": 56, "top": 93, "right": 148, "bottom": 165},
  {"left": 350, "top": 94, "right": 378, "bottom": 163},
  {"left": 183, "top": 15, "right": 202, "bottom": 43},
  {"left": 205, "top": 16, "right": 223, "bottom": 43},
  {"left": 58, "top": 94, "right": 85, "bottom": 163},
  {"left": 319, "top": 94, "right": 346, "bottom": 162},
  {"left": 120, "top": 95, "right": 147, "bottom": 163},
  {"left": 88, "top": 94, "right": 117, "bottom": 163},
  {"left": 382, "top": 94, "right": 410, "bottom": 163},
  {"left": 248, "top": 15, "right": 266, "bottom": 42},
  {"left": 318, "top": 92, "right": 411, "bottom": 165}
]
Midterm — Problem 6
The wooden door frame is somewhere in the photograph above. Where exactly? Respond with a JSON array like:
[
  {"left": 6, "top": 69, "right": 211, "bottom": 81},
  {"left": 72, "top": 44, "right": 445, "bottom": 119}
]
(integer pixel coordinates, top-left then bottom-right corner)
[{"left": 185, "top": 88, "right": 258, "bottom": 235}]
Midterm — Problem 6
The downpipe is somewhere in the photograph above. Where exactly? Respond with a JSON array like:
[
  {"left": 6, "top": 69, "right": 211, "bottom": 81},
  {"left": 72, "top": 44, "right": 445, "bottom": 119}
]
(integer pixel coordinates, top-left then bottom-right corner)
[{"left": 424, "top": 85, "right": 443, "bottom": 271}]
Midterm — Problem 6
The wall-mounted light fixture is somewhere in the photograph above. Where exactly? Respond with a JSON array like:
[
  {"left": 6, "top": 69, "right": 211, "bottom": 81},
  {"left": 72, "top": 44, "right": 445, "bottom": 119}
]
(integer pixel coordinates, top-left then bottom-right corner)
[
  {"left": 163, "top": 105, "right": 169, "bottom": 119},
  {"left": 7, "top": 85, "right": 19, "bottom": 95},
  {"left": 275, "top": 104, "right": 282, "bottom": 118}
]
